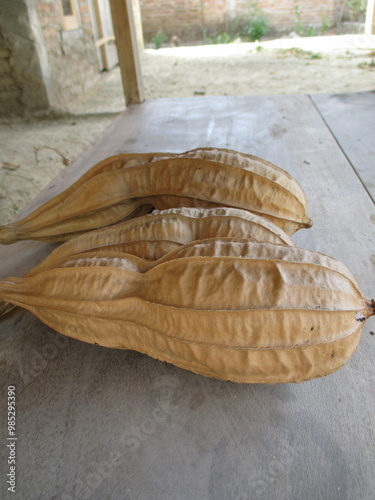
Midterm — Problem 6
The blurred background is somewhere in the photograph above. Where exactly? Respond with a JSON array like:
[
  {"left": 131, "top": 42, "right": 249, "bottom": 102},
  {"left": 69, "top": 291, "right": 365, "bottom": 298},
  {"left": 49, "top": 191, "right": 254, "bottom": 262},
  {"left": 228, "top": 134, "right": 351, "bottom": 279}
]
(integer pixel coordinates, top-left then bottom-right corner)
[{"left": 0, "top": 0, "right": 374, "bottom": 223}]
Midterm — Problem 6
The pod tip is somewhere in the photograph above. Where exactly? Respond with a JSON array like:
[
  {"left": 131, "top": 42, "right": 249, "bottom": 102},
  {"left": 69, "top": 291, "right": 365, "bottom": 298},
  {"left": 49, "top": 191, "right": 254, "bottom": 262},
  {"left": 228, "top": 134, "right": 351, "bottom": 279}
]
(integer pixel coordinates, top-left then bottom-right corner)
[
  {"left": 369, "top": 299, "right": 375, "bottom": 318},
  {"left": 305, "top": 217, "right": 313, "bottom": 229},
  {"left": 364, "top": 298, "right": 375, "bottom": 320},
  {"left": 0, "top": 300, "right": 16, "bottom": 318}
]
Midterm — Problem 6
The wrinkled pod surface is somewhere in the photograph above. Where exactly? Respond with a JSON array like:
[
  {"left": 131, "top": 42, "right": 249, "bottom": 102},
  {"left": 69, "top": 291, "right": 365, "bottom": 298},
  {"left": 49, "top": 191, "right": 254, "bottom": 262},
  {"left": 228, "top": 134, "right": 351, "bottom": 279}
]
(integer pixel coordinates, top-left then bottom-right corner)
[{"left": 0, "top": 240, "right": 372, "bottom": 384}]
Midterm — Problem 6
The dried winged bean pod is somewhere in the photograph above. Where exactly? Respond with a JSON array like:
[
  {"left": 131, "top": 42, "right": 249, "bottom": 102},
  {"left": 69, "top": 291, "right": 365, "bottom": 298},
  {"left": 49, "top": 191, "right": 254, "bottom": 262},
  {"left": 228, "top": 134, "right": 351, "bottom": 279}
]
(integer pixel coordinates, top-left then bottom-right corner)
[
  {"left": 36, "top": 238, "right": 272, "bottom": 274},
  {"left": 18, "top": 152, "right": 173, "bottom": 222},
  {"left": 11, "top": 203, "right": 155, "bottom": 243},
  {"left": 0, "top": 149, "right": 173, "bottom": 245},
  {"left": 0, "top": 241, "right": 372, "bottom": 384},
  {"left": 25, "top": 207, "right": 293, "bottom": 277},
  {"left": 0, "top": 149, "right": 312, "bottom": 244},
  {"left": 49, "top": 238, "right": 310, "bottom": 278},
  {"left": 177, "top": 147, "right": 307, "bottom": 205},
  {"left": 0, "top": 207, "right": 293, "bottom": 317}
]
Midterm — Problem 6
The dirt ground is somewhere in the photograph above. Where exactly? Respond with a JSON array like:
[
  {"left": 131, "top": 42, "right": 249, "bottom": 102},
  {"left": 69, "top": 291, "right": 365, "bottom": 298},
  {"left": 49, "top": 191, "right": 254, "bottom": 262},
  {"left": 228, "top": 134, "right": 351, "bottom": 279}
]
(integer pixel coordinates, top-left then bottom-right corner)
[{"left": 0, "top": 34, "right": 374, "bottom": 224}]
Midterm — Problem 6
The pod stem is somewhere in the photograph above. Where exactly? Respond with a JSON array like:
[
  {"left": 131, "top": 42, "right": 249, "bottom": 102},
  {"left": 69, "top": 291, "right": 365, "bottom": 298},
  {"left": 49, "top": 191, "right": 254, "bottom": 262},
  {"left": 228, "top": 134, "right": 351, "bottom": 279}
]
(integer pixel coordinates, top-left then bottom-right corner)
[{"left": 0, "top": 225, "right": 18, "bottom": 245}]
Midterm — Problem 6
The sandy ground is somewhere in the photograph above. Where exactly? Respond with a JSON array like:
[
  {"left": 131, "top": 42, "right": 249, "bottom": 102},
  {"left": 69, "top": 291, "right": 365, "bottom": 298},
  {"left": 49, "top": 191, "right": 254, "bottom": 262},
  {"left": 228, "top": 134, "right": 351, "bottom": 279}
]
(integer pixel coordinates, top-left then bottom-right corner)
[{"left": 0, "top": 34, "right": 374, "bottom": 224}]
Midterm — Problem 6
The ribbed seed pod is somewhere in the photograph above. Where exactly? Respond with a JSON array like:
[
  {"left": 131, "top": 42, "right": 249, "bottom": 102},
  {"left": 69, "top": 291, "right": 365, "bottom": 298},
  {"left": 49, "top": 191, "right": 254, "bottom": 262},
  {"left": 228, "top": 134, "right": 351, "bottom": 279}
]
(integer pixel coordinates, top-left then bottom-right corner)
[
  {"left": 174, "top": 147, "right": 307, "bottom": 206},
  {"left": 0, "top": 148, "right": 312, "bottom": 244},
  {"left": 24, "top": 207, "right": 293, "bottom": 277},
  {"left": 0, "top": 150, "right": 173, "bottom": 245},
  {"left": 0, "top": 207, "right": 293, "bottom": 317},
  {"left": 0, "top": 240, "right": 372, "bottom": 384},
  {"left": 46, "top": 238, "right": 288, "bottom": 273}
]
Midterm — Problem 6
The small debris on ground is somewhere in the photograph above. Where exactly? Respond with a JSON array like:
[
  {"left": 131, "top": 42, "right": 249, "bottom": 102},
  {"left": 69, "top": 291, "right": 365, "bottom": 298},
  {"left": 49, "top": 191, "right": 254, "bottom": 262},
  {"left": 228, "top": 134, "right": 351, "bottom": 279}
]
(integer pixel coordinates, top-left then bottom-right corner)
[{"left": 1, "top": 163, "right": 20, "bottom": 171}]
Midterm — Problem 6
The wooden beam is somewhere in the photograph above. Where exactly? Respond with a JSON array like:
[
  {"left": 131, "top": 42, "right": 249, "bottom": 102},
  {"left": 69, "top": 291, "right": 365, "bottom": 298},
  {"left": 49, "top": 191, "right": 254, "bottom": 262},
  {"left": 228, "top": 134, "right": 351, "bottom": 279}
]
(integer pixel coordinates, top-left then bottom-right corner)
[
  {"left": 109, "top": 0, "right": 145, "bottom": 105},
  {"left": 365, "top": 0, "right": 375, "bottom": 35},
  {"left": 95, "top": 36, "right": 115, "bottom": 48}
]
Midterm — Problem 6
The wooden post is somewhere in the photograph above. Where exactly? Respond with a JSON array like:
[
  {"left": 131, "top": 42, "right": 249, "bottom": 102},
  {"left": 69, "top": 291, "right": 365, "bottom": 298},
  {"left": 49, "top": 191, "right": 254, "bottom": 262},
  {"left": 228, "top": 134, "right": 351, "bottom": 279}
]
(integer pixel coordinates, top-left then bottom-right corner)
[
  {"left": 132, "top": 0, "right": 144, "bottom": 51},
  {"left": 109, "top": 0, "right": 145, "bottom": 105},
  {"left": 365, "top": 0, "right": 375, "bottom": 35}
]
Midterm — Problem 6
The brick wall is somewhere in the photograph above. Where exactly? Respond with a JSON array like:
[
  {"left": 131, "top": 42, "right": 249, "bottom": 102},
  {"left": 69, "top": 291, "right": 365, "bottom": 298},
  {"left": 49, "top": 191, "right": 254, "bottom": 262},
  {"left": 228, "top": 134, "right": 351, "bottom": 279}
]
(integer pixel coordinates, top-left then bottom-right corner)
[
  {"left": 140, "top": 0, "right": 203, "bottom": 41},
  {"left": 140, "top": 0, "right": 341, "bottom": 43}
]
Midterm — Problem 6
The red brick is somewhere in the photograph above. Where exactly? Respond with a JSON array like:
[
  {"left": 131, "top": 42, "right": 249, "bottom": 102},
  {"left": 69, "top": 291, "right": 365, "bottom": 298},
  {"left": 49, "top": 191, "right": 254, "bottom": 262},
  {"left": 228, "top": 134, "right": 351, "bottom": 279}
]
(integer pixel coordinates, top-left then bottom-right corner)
[
  {"left": 79, "top": 3, "right": 89, "bottom": 13},
  {"left": 80, "top": 14, "right": 92, "bottom": 24}
]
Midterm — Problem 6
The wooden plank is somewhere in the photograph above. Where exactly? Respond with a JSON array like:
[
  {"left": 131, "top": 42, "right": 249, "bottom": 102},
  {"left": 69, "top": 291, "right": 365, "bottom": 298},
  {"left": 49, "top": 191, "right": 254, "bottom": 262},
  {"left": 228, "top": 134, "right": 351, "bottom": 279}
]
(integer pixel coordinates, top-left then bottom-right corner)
[
  {"left": 131, "top": 0, "right": 144, "bottom": 51},
  {"left": 0, "top": 95, "right": 374, "bottom": 500},
  {"left": 95, "top": 35, "right": 115, "bottom": 47},
  {"left": 108, "top": 0, "right": 144, "bottom": 105},
  {"left": 88, "top": 0, "right": 105, "bottom": 70},
  {"left": 93, "top": 0, "right": 119, "bottom": 70},
  {"left": 365, "top": 0, "right": 375, "bottom": 35},
  {"left": 311, "top": 92, "right": 375, "bottom": 203}
]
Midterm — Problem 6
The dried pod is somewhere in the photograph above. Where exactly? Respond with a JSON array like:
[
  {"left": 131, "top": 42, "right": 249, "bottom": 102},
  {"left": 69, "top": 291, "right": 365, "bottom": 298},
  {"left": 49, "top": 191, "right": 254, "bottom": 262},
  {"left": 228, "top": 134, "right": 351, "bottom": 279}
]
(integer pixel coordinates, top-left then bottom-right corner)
[
  {"left": 25, "top": 207, "right": 293, "bottom": 277},
  {"left": 0, "top": 207, "right": 293, "bottom": 317},
  {"left": 0, "top": 148, "right": 312, "bottom": 244},
  {"left": 0, "top": 240, "right": 372, "bottom": 384}
]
